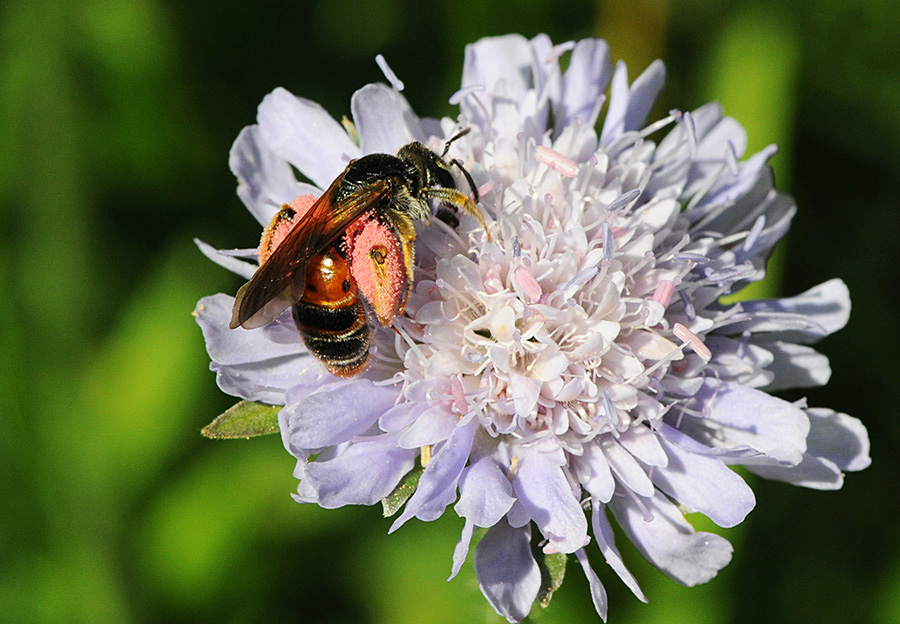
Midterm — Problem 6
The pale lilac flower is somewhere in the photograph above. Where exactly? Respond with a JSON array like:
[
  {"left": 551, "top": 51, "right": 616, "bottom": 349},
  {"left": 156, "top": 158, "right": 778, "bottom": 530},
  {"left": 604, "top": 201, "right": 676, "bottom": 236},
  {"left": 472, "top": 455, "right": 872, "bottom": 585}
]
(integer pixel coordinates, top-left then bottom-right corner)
[{"left": 195, "top": 34, "right": 870, "bottom": 622}]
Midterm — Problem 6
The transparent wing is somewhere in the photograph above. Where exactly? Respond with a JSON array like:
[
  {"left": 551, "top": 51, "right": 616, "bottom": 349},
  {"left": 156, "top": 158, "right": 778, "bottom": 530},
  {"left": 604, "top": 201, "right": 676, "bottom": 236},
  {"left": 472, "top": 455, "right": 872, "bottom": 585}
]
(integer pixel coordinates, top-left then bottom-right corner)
[{"left": 230, "top": 175, "right": 394, "bottom": 329}]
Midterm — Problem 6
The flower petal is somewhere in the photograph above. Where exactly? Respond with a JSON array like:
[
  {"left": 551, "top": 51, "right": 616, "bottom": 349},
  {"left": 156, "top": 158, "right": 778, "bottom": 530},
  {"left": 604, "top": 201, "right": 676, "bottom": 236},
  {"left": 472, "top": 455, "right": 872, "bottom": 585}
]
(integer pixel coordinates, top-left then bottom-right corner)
[
  {"left": 591, "top": 501, "right": 646, "bottom": 602},
  {"left": 557, "top": 39, "right": 611, "bottom": 131},
  {"left": 474, "top": 521, "right": 541, "bottom": 623},
  {"left": 617, "top": 424, "right": 668, "bottom": 467},
  {"left": 397, "top": 405, "right": 458, "bottom": 449},
  {"left": 258, "top": 87, "right": 360, "bottom": 188},
  {"left": 195, "top": 294, "right": 304, "bottom": 365},
  {"left": 194, "top": 239, "right": 257, "bottom": 279},
  {"left": 455, "top": 456, "right": 516, "bottom": 527},
  {"left": 761, "top": 341, "right": 832, "bottom": 391},
  {"left": 211, "top": 358, "right": 309, "bottom": 405},
  {"left": 304, "top": 430, "right": 417, "bottom": 508},
  {"left": 600, "top": 437, "right": 655, "bottom": 498},
  {"left": 281, "top": 379, "right": 399, "bottom": 448},
  {"left": 229, "top": 124, "right": 315, "bottom": 225},
  {"left": 351, "top": 83, "right": 423, "bottom": 155},
  {"left": 805, "top": 408, "right": 871, "bottom": 472},
  {"left": 651, "top": 433, "right": 756, "bottom": 528},
  {"left": 512, "top": 447, "right": 588, "bottom": 554},
  {"left": 683, "top": 378, "right": 810, "bottom": 466},
  {"left": 390, "top": 420, "right": 478, "bottom": 531},
  {"left": 729, "top": 279, "right": 851, "bottom": 343},
  {"left": 575, "top": 549, "right": 608, "bottom": 621},
  {"left": 610, "top": 488, "right": 733, "bottom": 586},
  {"left": 573, "top": 440, "right": 616, "bottom": 503},
  {"left": 195, "top": 294, "right": 315, "bottom": 403},
  {"left": 747, "top": 408, "right": 870, "bottom": 489},
  {"left": 449, "top": 518, "right": 476, "bottom": 581},
  {"left": 747, "top": 453, "right": 844, "bottom": 490},
  {"left": 600, "top": 59, "right": 666, "bottom": 146}
]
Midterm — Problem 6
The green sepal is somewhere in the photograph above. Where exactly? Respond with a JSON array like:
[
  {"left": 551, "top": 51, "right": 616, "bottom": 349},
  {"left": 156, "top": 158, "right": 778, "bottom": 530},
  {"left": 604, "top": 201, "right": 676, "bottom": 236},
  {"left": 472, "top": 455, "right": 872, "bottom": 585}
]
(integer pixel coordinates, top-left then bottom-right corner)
[
  {"left": 381, "top": 461, "right": 424, "bottom": 517},
  {"left": 536, "top": 549, "right": 568, "bottom": 608},
  {"left": 201, "top": 400, "right": 281, "bottom": 439}
]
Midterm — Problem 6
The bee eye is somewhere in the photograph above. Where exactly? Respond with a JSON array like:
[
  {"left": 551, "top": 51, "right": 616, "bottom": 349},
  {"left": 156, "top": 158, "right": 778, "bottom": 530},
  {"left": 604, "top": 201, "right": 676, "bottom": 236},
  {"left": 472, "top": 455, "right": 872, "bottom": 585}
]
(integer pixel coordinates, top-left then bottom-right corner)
[{"left": 370, "top": 246, "right": 387, "bottom": 265}]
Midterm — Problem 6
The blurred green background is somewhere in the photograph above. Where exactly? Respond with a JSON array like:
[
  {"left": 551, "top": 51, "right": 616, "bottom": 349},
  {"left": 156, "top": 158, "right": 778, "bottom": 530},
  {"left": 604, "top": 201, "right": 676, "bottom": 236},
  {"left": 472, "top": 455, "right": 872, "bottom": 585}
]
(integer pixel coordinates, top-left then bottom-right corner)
[{"left": 2, "top": 0, "right": 897, "bottom": 622}]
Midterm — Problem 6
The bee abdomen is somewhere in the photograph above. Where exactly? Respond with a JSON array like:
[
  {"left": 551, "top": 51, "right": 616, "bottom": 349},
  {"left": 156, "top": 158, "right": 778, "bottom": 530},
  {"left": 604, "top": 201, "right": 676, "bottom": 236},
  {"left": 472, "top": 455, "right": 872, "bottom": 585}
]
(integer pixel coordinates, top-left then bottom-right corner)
[{"left": 292, "top": 301, "right": 370, "bottom": 376}]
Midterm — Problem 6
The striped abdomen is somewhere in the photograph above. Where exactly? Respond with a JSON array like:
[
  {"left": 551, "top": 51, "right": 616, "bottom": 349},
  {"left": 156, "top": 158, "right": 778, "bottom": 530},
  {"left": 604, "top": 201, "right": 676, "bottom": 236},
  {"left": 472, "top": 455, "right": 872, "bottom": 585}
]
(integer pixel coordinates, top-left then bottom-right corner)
[{"left": 292, "top": 248, "right": 369, "bottom": 377}]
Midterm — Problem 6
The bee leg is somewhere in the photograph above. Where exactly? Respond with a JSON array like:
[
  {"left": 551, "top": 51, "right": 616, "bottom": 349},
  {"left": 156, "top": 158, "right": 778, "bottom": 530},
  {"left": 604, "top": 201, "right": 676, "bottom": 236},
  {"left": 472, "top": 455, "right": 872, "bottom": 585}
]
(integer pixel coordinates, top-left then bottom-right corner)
[
  {"left": 434, "top": 205, "right": 460, "bottom": 228},
  {"left": 382, "top": 210, "right": 418, "bottom": 318},
  {"left": 420, "top": 187, "right": 490, "bottom": 239}
]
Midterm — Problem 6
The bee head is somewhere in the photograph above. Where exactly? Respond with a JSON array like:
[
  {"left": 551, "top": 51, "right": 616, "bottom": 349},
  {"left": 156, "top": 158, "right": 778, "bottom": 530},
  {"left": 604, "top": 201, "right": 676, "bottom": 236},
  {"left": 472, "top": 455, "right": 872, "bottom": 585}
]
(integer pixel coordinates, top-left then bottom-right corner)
[{"left": 397, "top": 142, "right": 456, "bottom": 194}]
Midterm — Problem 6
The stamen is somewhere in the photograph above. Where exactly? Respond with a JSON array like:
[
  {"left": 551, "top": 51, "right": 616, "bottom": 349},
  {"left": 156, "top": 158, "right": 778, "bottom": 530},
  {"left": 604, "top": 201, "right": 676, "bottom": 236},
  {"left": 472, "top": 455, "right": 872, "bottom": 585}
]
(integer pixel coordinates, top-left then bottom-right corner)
[
  {"left": 678, "top": 289, "right": 696, "bottom": 321},
  {"left": 607, "top": 188, "right": 641, "bottom": 212},
  {"left": 579, "top": 153, "right": 599, "bottom": 196},
  {"left": 640, "top": 112, "right": 678, "bottom": 138},
  {"left": 673, "top": 252, "right": 709, "bottom": 263},
  {"left": 743, "top": 214, "right": 766, "bottom": 252},
  {"left": 683, "top": 110, "right": 698, "bottom": 156},
  {"left": 448, "top": 84, "right": 483, "bottom": 105},
  {"left": 601, "top": 222, "right": 614, "bottom": 262},
  {"left": 652, "top": 280, "right": 675, "bottom": 308},
  {"left": 673, "top": 323, "right": 712, "bottom": 362},
  {"left": 394, "top": 320, "right": 429, "bottom": 367},
  {"left": 515, "top": 265, "right": 543, "bottom": 303},
  {"left": 375, "top": 54, "right": 405, "bottom": 91},
  {"left": 477, "top": 181, "right": 495, "bottom": 198},
  {"left": 556, "top": 266, "right": 599, "bottom": 292},
  {"left": 534, "top": 145, "right": 579, "bottom": 178},
  {"left": 546, "top": 40, "right": 576, "bottom": 62}
]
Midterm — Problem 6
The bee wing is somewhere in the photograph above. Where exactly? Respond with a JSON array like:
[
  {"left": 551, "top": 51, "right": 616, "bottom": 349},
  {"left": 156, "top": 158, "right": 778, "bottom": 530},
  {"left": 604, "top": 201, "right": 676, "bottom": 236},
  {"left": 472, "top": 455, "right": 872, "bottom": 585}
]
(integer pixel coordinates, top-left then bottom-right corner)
[{"left": 230, "top": 175, "right": 393, "bottom": 329}]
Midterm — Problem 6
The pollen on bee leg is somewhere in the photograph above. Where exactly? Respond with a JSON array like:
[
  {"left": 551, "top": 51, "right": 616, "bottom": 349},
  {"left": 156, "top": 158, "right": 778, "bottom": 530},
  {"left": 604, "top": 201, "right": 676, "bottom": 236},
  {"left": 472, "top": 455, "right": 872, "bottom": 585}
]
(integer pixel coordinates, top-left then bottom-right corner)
[
  {"left": 258, "top": 194, "right": 317, "bottom": 263},
  {"left": 350, "top": 219, "right": 407, "bottom": 325}
]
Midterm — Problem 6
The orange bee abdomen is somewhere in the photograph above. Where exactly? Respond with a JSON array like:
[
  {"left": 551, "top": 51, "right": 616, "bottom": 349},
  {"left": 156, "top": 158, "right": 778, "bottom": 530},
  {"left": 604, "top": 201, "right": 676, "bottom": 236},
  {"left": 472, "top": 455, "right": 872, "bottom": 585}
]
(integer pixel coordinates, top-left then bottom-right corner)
[{"left": 291, "top": 248, "right": 370, "bottom": 377}]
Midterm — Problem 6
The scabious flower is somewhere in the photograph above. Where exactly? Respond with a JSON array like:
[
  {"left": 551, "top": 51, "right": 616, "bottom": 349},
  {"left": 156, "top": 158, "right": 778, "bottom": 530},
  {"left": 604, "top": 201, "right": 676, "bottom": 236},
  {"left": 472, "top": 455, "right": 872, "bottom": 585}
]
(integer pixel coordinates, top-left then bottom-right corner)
[{"left": 195, "top": 34, "right": 870, "bottom": 622}]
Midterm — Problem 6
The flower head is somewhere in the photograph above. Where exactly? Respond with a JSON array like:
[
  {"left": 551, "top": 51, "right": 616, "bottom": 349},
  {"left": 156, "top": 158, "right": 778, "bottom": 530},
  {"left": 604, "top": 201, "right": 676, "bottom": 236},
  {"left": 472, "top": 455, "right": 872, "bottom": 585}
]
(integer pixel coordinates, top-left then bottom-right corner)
[{"left": 195, "top": 34, "right": 870, "bottom": 622}]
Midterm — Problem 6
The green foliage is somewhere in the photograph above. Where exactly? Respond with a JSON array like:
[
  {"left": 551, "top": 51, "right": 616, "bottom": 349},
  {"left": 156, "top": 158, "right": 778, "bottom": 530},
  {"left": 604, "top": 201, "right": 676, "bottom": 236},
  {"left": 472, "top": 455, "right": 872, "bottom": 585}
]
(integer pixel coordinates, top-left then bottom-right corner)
[
  {"left": 202, "top": 401, "right": 281, "bottom": 439},
  {"left": 537, "top": 552, "right": 568, "bottom": 608},
  {"left": 382, "top": 461, "right": 425, "bottom": 517}
]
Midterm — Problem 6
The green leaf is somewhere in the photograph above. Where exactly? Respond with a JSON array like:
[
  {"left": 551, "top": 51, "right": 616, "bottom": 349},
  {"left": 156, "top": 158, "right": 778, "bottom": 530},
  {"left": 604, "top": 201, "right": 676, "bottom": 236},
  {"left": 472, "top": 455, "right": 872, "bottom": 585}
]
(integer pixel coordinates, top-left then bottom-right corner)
[
  {"left": 201, "top": 400, "right": 281, "bottom": 439},
  {"left": 536, "top": 551, "right": 568, "bottom": 608},
  {"left": 381, "top": 462, "right": 424, "bottom": 517}
]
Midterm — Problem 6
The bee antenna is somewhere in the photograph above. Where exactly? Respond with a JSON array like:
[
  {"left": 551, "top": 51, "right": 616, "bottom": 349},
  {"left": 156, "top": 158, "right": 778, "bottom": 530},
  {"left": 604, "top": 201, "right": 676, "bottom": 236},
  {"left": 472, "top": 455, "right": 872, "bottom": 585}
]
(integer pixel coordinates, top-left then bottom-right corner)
[
  {"left": 441, "top": 127, "right": 471, "bottom": 158},
  {"left": 450, "top": 158, "right": 479, "bottom": 203}
]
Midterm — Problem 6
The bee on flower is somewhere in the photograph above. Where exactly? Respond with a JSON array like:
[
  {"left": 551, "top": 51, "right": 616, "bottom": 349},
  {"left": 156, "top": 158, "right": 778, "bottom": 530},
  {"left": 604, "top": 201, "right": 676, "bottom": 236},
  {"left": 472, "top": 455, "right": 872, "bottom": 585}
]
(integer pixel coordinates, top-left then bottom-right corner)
[{"left": 196, "top": 34, "right": 870, "bottom": 622}]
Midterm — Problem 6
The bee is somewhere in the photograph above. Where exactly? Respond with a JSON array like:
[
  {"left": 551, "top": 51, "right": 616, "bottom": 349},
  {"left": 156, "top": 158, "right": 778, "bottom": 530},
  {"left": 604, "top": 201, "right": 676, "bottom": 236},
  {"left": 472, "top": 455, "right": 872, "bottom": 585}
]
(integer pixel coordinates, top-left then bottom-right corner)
[{"left": 229, "top": 130, "right": 487, "bottom": 377}]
